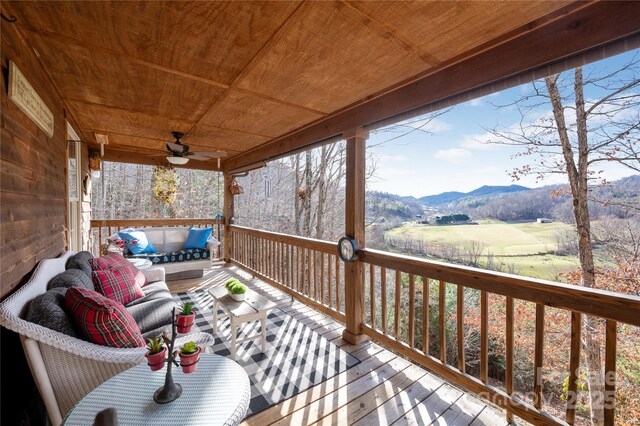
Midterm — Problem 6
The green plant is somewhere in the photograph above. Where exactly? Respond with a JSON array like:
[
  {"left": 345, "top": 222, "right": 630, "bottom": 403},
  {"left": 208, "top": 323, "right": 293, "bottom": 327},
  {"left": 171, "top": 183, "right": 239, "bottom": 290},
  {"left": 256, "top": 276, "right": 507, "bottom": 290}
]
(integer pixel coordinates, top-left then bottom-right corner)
[
  {"left": 225, "top": 278, "right": 241, "bottom": 289},
  {"left": 146, "top": 336, "right": 165, "bottom": 355},
  {"left": 179, "top": 302, "right": 195, "bottom": 315},
  {"left": 230, "top": 283, "right": 247, "bottom": 295},
  {"left": 180, "top": 341, "right": 198, "bottom": 354}
]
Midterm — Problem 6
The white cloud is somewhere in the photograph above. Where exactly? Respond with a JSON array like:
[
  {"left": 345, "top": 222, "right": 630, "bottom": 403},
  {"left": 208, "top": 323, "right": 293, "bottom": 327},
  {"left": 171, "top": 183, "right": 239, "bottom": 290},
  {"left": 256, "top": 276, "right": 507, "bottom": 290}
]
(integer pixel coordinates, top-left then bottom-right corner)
[
  {"left": 434, "top": 148, "right": 472, "bottom": 163},
  {"left": 468, "top": 98, "right": 483, "bottom": 107},
  {"left": 460, "top": 133, "right": 501, "bottom": 151}
]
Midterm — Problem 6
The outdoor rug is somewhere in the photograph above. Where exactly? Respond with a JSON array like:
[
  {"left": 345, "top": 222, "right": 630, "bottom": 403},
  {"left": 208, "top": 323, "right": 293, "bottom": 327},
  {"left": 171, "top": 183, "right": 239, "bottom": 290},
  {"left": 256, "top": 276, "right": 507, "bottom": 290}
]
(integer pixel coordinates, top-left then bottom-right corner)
[{"left": 173, "top": 290, "right": 360, "bottom": 417}]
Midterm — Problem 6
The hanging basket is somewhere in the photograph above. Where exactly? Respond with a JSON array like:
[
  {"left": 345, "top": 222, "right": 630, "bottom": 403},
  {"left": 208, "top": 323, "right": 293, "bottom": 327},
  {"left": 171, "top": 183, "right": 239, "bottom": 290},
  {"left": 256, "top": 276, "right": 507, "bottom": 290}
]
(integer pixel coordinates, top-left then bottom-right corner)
[{"left": 230, "top": 179, "right": 244, "bottom": 195}]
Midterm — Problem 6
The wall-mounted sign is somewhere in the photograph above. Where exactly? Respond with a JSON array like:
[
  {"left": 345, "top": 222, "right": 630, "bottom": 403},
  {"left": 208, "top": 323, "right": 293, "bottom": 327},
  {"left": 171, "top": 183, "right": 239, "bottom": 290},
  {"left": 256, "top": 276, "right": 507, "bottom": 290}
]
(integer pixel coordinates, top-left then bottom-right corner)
[{"left": 8, "top": 61, "right": 54, "bottom": 138}]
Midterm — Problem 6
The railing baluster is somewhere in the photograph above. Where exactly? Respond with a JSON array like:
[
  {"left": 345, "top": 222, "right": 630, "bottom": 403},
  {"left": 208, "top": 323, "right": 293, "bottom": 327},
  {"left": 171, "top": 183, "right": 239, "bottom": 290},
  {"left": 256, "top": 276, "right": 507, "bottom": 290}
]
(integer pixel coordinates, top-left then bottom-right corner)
[
  {"left": 605, "top": 320, "right": 617, "bottom": 426},
  {"left": 439, "top": 280, "right": 446, "bottom": 363},
  {"left": 506, "top": 296, "right": 514, "bottom": 424},
  {"left": 409, "top": 273, "right": 415, "bottom": 349},
  {"left": 320, "top": 253, "right": 325, "bottom": 305},
  {"left": 381, "top": 267, "right": 387, "bottom": 335},
  {"left": 395, "top": 270, "right": 401, "bottom": 339},
  {"left": 566, "top": 311, "right": 581, "bottom": 425},
  {"left": 306, "top": 248, "right": 311, "bottom": 296},
  {"left": 328, "top": 254, "right": 333, "bottom": 308},
  {"left": 335, "top": 257, "right": 341, "bottom": 312},
  {"left": 313, "top": 251, "right": 318, "bottom": 301},
  {"left": 480, "top": 290, "right": 488, "bottom": 383},
  {"left": 422, "top": 276, "right": 429, "bottom": 355},
  {"left": 370, "top": 264, "right": 376, "bottom": 329},
  {"left": 534, "top": 303, "right": 545, "bottom": 410},
  {"left": 457, "top": 284, "right": 465, "bottom": 372},
  {"left": 289, "top": 244, "right": 294, "bottom": 290}
]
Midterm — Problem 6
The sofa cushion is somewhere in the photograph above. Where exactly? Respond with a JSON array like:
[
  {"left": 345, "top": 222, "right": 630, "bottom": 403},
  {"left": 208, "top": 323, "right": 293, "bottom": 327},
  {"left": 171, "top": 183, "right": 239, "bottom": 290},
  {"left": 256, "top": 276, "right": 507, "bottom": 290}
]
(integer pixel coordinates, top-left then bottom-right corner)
[
  {"left": 64, "top": 287, "right": 145, "bottom": 348},
  {"left": 25, "top": 288, "right": 78, "bottom": 337},
  {"left": 90, "top": 253, "right": 148, "bottom": 288},
  {"left": 66, "top": 251, "right": 95, "bottom": 279},
  {"left": 183, "top": 227, "right": 212, "bottom": 250},
  {"left": 117, "top": 230, "right": 157, "bottom": 255},
  {"left": 128, "top": 248, "right": 210, "bottom": 265},
  {"left": 125, "top": 281, "right": 172, "bottom": 307},
  {"left": 92, "top": 266, "right": 144, "bottom": 306},
  {"left": 125, "top": 298, "right": 177, "bottom": 335},
  {"left": 48, "top": 269, "right": 94, "bottom": 292}
]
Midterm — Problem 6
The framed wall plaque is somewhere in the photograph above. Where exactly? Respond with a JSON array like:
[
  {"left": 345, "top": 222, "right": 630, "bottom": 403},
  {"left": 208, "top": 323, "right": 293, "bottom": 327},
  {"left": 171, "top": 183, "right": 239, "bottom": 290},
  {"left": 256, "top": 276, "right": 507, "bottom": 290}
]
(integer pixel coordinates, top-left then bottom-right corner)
[{"left": 8, "top": 60, "right": 54, "bottom": 138}]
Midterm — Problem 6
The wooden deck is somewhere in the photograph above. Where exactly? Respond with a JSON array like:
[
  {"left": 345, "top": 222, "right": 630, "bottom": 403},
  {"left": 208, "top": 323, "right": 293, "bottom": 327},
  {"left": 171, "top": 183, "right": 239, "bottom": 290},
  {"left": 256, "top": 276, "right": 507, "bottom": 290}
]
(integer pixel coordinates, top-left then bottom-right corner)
[{"left": 169, "top": 263, "right": 507, "bottom": 426}]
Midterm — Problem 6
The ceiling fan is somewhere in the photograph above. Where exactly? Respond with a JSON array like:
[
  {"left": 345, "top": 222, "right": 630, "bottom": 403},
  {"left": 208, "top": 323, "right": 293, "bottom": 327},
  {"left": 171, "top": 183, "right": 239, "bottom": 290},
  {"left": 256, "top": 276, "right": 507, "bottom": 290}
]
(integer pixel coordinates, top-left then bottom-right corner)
[{"left": 162, "top": 131, "right": 226, "bottom": 167}]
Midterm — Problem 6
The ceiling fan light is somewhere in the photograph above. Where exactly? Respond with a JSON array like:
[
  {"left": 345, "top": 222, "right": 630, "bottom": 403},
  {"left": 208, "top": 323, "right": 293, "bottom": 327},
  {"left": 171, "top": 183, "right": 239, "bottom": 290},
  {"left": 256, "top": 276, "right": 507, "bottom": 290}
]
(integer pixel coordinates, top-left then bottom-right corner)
[{"left": 166, "top": 156, "right": 189, "bottom": 165}]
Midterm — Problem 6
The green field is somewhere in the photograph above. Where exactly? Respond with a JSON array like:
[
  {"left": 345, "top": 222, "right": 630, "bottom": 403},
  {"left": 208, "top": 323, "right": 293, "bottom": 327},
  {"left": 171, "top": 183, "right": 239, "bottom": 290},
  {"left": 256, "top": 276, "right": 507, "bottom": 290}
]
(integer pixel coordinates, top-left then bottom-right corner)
[{"left": 385, "top": 221, "right": 580, "bottom": 280}]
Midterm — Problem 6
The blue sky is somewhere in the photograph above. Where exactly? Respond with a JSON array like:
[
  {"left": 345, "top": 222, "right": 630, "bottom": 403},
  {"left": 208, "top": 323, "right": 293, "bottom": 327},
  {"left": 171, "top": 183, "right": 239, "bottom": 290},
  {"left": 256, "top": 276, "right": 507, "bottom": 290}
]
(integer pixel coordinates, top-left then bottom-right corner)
[{"left": 366, "top": 49, "right": 639, "bottom": 198}]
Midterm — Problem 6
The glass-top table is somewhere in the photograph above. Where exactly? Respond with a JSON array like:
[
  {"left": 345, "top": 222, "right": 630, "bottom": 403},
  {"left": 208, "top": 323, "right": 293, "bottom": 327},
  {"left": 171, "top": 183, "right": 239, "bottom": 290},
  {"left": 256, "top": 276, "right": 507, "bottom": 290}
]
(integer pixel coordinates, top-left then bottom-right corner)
[{"left": 63, "top": 354, "right": 250, "bottom": 425}]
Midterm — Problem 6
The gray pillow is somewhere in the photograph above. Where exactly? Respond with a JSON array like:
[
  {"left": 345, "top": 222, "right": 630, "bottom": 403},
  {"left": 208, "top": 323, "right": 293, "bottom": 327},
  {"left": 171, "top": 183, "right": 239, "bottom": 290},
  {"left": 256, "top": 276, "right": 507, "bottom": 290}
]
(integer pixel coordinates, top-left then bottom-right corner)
[
  {"left": 66, "top": 251, "right": 94, "bottom": 279},
  {"left": 25, "top": 288, "right": 78, "bottom": 337},
  {"left": 49, "top": 269, "right": 94, "bottom": 292}
]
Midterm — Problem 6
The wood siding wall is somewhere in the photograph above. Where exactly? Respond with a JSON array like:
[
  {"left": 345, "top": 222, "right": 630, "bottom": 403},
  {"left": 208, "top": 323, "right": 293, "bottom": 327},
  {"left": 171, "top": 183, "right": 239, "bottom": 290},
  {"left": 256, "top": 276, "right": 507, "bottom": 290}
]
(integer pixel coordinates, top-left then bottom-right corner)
[{"left": 1, "top": 22, "right": 68, "bottom": 298}]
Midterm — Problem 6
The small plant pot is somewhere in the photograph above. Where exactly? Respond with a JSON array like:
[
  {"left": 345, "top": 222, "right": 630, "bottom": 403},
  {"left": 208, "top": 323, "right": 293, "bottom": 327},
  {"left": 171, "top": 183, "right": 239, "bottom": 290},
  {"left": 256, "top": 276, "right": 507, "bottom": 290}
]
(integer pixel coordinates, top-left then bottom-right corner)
[
  {"left": 228, "top": 290, "right": 246, "bottom": 302},
  {"left": 179, "top": 347, "right": 201, "bottom": 374},
  {"left": 176, "top": 312, "right": 196, "bottom": 333},
  {"left": 146, "top": 347, "right": 167, "bottom": 372}
]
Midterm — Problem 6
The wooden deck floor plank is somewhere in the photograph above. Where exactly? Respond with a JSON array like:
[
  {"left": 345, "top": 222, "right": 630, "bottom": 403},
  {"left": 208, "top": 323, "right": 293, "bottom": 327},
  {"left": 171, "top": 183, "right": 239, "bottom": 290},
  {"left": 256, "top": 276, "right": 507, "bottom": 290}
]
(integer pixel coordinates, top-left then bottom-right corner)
[
  {"left": 312, "top": 364, "right": 429, "bottom": 426},
  {"left": 270, "top": 356, "right": 412, "bottom": 426},
  {"left": 391, "top": 384, "right": 464, "bottom": 426},
  {"left": 352, "top": 372, "right": 445, "bottom": 426},
  {"left": 432, "top": 392, "right": 487, "bottom": 426},
  {"left": 468, "top": 405, "right": 509, "bottom": 426}
]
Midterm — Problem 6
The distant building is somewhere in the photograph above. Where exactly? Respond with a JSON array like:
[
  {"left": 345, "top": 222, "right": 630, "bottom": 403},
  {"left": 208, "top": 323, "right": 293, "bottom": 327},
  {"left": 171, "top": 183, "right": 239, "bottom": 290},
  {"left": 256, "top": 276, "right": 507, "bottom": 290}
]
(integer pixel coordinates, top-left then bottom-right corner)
[{"left": 537, "top": 218, "right": 553, "bottom": 223}]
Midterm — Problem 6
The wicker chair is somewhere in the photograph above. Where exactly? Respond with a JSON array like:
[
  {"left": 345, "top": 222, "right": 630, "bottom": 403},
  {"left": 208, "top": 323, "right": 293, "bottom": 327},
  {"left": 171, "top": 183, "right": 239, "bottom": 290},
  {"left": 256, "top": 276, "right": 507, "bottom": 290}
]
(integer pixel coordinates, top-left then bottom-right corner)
[{"left": 0, "top": 252, "right": 215, "bottom": 425}]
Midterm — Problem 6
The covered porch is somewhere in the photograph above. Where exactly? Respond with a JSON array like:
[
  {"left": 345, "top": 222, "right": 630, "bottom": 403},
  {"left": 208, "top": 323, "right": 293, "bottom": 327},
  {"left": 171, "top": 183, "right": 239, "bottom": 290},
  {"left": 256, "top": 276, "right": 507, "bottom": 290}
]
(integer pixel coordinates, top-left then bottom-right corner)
[{"left": 2, "top": 1, "right": 640, "bottom": 425}]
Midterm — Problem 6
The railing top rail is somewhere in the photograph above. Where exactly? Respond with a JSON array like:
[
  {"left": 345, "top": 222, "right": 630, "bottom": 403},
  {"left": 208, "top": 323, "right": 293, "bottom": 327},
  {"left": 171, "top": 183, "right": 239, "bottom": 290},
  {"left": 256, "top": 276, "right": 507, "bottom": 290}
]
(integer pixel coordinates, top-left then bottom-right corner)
[
  {"left": 230, "top": 225, "right": 336, "bottom": 254},
  {"left": 90, "top": 218, "right": 223, "bottom": 227},
  {"left": 361, "top": 248, "right": 640, "bottom": 327}
]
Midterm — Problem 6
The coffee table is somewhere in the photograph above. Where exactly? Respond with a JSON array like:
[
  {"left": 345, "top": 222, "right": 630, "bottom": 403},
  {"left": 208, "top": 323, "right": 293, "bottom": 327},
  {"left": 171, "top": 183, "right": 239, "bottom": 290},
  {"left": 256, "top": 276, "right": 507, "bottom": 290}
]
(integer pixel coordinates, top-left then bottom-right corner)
[
  {"left": 63, "top": 354, "right": 250, "bottom": 425},
  {"left": 209, "top": 286, "right": 276, "bottom": 361}
]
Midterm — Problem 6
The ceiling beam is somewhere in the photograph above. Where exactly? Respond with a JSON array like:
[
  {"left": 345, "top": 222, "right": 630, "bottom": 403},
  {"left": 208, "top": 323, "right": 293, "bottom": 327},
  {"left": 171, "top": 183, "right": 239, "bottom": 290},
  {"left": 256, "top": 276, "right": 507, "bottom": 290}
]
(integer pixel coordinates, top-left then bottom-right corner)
[{"left": 225, "top": 0, "right": 640, "bottom": 172}]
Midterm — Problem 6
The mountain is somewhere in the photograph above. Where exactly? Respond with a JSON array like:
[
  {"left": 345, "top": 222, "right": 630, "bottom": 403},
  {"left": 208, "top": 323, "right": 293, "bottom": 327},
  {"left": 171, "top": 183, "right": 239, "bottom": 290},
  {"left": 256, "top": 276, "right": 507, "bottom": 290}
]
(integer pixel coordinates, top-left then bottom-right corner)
[{"left": 419, "top": 184, "right": 529, "bottom": 206}]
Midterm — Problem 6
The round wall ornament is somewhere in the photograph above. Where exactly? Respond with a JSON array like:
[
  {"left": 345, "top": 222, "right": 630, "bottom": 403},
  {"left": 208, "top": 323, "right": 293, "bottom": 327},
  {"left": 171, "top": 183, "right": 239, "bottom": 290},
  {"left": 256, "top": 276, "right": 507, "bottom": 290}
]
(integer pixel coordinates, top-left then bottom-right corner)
[{"left": 337, "top": 236, "right": 359, "bottom": 262}]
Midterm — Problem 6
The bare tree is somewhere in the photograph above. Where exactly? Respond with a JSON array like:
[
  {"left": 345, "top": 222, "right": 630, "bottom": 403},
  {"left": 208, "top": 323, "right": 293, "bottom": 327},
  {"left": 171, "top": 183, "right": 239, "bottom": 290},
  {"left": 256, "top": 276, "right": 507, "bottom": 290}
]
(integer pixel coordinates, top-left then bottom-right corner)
[{"left": 486, "top": 56, "right": 640, "bottom": 425}]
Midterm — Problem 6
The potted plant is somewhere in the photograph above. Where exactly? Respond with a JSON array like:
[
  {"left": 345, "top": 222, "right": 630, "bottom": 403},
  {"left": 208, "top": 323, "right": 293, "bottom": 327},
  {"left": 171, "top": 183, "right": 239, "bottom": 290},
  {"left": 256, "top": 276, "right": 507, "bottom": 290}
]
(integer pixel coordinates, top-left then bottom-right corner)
[
  {"left": 176, "top": 302, "right": 196, "bottom": 333},
  {"left": 179, "top": 341, "right": 201, "bottom": 374},
  {"left": 145, "top": 336, "right": 167, "bottom": 371},
  {"left": 225, "top": 280, "right": 247, "bottom": 301}
]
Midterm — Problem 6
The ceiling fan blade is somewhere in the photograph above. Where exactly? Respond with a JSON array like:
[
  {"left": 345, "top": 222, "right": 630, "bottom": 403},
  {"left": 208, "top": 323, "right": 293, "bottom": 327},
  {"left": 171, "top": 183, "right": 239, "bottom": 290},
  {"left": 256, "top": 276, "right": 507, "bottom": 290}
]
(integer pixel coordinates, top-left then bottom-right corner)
[
  {"left": 189, "top": 151, "right": 227, "bottom": 158},
  {"left": 186, "top": 155, "right": 211, "bottom": 161},
  {"left": 166, "top": 142, "right": 188, "bottom": 153}
]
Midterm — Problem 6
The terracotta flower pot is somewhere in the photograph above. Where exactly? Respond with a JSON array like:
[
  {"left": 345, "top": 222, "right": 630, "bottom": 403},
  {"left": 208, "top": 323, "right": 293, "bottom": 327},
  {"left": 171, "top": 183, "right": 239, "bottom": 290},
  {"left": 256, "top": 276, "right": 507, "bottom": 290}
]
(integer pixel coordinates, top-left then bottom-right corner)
[
  {"left": 146, "top": 347, "right": 167, "bottom": 371},
  {"left": 179, "top": 347, "right": 201, "bottom": 374},
  {"left": 176, "top": 312, "right": 196, "bottom": 333}
]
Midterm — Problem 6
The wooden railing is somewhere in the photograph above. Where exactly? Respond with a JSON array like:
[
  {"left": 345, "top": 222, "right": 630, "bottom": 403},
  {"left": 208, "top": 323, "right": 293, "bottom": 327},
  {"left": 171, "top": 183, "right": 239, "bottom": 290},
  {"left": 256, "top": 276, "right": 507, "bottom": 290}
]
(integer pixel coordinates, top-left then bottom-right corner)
[
  {"left": 227, "top": 225, "right": 640, "bottom": 426},
  {"left": 229, "top": 225, "right": 345, "bottom": 322},
  {"left": 89, "top": 219, "right": 224, "bottom": 258},
  {"left": 359, "top": 248, "right": 640, "bottom": 426}
]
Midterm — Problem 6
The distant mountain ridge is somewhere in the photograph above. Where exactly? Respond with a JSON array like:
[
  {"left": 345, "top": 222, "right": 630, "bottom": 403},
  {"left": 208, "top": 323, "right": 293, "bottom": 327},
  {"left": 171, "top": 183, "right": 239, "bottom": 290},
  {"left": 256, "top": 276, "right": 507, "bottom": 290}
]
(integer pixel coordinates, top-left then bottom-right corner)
[{"left": 418, "top": 184, "right": 530, "bottom": 206}]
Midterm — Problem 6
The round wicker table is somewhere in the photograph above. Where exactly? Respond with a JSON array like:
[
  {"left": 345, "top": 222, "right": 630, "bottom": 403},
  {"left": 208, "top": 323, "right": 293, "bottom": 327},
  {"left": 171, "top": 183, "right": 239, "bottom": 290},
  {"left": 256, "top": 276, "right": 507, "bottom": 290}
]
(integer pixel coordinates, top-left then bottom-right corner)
[{"left": 63, "top": 354, "right": 250, "bottom": 425}]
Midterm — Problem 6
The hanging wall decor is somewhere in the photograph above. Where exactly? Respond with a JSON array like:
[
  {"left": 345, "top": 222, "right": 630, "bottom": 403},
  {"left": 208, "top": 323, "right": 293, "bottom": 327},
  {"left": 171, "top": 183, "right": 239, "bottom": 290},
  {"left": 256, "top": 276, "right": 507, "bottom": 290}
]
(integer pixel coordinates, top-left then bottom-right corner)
[
  {"left": 152, "top": 166, "right": 179, "bottom": 204},
  {"left": 230, "top": 179, "right": 244, "bottom": 195}
]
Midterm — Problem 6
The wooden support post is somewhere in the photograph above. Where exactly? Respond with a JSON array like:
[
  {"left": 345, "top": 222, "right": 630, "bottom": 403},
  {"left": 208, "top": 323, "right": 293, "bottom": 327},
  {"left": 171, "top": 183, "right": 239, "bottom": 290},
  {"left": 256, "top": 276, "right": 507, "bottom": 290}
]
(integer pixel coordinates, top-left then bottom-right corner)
[
  {"left": 342, "top": 127, "right": 369, "bottom": 345},
  {"left": 223, "top": 173, "right": 234, "bottom": 263}
]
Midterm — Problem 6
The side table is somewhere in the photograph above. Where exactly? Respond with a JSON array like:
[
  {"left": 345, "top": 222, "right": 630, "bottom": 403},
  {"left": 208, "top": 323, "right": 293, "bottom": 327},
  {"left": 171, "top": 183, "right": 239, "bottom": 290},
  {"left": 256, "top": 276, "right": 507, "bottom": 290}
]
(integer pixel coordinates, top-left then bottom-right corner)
[
  {"left": 209, "top": 286, "right": 276, "bottom": 361},
  {"left": 63, "top": 354, "right": 250, "bottom": 425}
]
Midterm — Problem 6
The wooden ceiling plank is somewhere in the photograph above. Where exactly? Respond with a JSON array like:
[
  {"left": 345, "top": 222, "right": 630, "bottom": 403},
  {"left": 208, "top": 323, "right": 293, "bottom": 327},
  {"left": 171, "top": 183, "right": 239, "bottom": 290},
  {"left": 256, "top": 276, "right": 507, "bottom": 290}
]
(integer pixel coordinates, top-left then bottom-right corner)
[
  {"left": 24, "top": 27, "right": 230, "bottom": 90},
  {"left": 339, "top": 0, "right": 440, "bottom": 66},
  {"left": 225, "top": 1, "right": 640, "bottom": 172}
]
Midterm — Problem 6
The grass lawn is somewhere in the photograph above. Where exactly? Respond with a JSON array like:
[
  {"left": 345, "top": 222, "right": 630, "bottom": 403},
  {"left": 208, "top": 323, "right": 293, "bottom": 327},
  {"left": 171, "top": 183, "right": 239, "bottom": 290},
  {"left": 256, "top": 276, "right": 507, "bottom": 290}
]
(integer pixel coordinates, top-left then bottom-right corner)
[
  {"left": 386, "top": 221, "right": 574, "bottom": 256},
  {"left": 479, "top": 254, "right": 580, "bottom": 280}
]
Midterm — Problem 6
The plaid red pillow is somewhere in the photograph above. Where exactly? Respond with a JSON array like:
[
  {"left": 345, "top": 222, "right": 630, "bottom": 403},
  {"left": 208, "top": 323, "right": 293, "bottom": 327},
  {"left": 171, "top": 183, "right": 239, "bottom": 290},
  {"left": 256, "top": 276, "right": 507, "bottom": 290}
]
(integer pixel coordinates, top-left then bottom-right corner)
[
  {"left": 92, "top": 266, "right": 144, "bottom": 306},
  {"left": 64, "top": 287, "right": 145, "bottom": 348},
  {"left": 89, "top": 253, "right": 148, "bottom": 288}
]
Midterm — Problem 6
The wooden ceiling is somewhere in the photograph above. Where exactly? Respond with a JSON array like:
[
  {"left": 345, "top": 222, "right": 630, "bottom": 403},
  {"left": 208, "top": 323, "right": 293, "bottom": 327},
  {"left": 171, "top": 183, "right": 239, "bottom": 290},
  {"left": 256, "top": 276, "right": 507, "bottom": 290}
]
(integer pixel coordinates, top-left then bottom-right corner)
[{"left": 4, "top": 1, "right": 639, "bottom": 172}]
